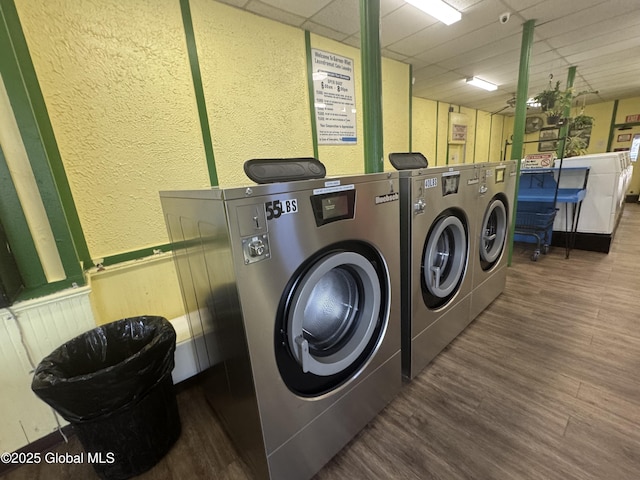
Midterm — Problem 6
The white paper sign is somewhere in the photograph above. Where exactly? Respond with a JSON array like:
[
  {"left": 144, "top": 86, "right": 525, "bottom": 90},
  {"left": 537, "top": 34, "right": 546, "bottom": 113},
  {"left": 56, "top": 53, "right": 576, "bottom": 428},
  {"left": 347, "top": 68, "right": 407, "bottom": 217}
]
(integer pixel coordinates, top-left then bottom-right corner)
[{"left": 311, "top": 49, "right": 357, "bottom": 145}]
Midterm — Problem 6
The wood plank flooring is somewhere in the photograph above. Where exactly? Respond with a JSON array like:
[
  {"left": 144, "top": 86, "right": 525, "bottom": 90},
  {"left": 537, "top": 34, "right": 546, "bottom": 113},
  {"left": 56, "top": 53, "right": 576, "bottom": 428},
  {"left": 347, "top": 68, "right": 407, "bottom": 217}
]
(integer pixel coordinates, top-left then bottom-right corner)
[{"left": 4, "top": 204, "right": 640, "bottom": 480}]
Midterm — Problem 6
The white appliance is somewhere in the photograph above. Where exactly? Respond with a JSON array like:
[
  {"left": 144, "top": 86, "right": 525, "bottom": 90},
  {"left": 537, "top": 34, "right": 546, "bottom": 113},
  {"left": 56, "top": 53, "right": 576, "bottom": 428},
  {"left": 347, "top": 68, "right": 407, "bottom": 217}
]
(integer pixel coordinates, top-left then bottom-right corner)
[
  {"left": 160, "top": 172, "right": 401, "bottom": 479},
  {"left": 398, "top": 164, "right": 479, "bottom": 379},
  {"left": 553, "top": 152, "right": 627, "bottom": 251},
  {"left": 470, "top": 161, "right": 517, "bottom": 320}
]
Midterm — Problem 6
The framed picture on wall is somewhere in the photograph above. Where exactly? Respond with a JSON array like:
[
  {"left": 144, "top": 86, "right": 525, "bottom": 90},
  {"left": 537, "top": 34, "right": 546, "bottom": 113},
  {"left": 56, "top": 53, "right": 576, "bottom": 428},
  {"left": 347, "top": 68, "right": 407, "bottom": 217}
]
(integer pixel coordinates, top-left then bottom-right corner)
[
  {"left": 617, "top": 133, "right": 632, "bottom": 142},
  {"left": 538, "top": 127, "right": 559, "bottom": 152}
]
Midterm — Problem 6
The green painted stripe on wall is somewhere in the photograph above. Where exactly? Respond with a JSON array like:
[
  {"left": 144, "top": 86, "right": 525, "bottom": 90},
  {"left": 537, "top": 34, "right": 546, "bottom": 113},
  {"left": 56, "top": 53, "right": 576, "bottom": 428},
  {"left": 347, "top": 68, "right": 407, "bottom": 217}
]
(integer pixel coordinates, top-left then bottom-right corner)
[
  {"left": 99, "top": 243, "right": 173, "bottom": 267},
  {"left": 180, "top": 0, "right": 218, "bottom": 186},
  {"left": 16, "top": 275, "right": 85, "bottom": 302},
  {"left": 304, "top": 31, "right": 319, "bottom": 160},
  {"left": 0, "top": 143, "right": 47, "bottom": 287},
  {"left": 1, "top": 0, "right": 86, "bottom": 283}
]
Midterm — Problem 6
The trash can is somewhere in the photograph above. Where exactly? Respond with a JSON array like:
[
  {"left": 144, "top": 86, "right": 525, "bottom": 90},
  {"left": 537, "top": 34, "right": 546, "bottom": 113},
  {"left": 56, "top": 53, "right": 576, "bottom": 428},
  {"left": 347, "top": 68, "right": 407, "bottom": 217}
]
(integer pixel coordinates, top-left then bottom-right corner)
[{"left": 31, "top": 316, "right": 181, "bottom": 480}]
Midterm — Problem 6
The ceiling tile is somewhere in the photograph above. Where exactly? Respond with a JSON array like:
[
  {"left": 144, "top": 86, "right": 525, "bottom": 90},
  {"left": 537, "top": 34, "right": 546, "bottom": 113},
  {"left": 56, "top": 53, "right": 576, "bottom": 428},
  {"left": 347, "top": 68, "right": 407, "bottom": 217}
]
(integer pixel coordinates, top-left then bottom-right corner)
[
  {"left": 381, "top": 5, "right": 437, "bottom": 47},
  {"left": 257, "top": 0, "right": 333, "bottom": 18},
  {"left": 309, "top": 0, "right": 360, "bottom": 36},
  {"left": 245, "top": 1, "right": 306, "bottom": 26},
  {"left": 216, "top": 0, "right": 251, "bottom": 8},
  {"left": 302, "top": 20, "right": 350, "bottom": 42},
  {"left": 380, "top": 0, "right": 406, "bottom": 17},
  {"left": 226, "top": 0, "right": 640, "bottom": 113}
]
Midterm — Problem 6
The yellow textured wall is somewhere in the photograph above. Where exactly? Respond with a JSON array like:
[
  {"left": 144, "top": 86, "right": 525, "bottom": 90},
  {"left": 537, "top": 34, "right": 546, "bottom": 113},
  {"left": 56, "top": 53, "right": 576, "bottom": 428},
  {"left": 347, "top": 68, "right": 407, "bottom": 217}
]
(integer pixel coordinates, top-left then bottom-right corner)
[
  {"left": 615, "top": 97, "right": 640, "bottom": 124},
  {"left": 412, "top": 99, "right": 505, "bottom": 166},
  {"left": 191, "top": 0, "right": 313, "bottom": 186},
  {"left": 475, "top": 111, "right": 491, "bottom": 162},
  {"left": 412, "top": 97, "right": 438, "bottom": 164},
  {"left": 576, "top": 101, "right": 614, "bottom": 153},
  {"left": 382, "top": 57, "right": 410, "bottom": 170},
  {"left": 436, "top": 103, "right": 451, "bottom": 166},
  {"left": 15, "top": 0, "right": 210, "bottom": 261},
  {"left": 88, "top": 253, "right": 184, "bottom": 325},
  {"left": 460, "top": 107, "right": 475, "bottom": 164},
  {"left": 489, "top": 114, "right": 505, "bottom": 162}
]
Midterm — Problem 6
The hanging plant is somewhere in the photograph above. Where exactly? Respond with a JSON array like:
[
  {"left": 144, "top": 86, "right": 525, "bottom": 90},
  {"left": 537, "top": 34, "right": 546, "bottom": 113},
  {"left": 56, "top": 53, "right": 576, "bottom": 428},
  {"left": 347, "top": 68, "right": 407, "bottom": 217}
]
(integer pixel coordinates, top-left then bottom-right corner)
[
  {"left": 564, "top": 135, "right": 588, "bottom": 157},
  {"left": 571, "top": 113, "right": 594, "bottom": 130},
  {"left": 533, "top": 80, "right": 561, "bottom": 112},
  {"left": 534, "top": 76, "right": 574, "bottom": 125}
]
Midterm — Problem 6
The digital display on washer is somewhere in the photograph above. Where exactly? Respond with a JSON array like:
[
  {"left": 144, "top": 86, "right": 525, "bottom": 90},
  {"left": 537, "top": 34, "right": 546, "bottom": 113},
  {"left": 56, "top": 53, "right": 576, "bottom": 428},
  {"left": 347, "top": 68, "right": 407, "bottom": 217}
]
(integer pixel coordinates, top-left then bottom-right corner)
[
  {"left": 441, "top": 172, "right": 460, "bottom": 196},
  {"left": 495, "top": 167, "right": 505, "bottom": 183},
  {"left": 310, "top": 190, "right": 356, "bottom": 226}
]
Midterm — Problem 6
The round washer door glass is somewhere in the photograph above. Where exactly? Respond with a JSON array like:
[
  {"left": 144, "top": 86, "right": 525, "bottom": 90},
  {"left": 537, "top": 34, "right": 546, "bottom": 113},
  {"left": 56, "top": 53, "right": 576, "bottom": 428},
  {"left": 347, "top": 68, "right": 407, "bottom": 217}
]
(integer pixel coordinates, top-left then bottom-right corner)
[
  {"left": 423, "top": 215, "right": 467, "bottom": 299},
  {"left": 480, "top": 198, "right": 507, "bottom": 266},
  {"left": 287, "top": 251, "right": 381, "bottom": 377}
]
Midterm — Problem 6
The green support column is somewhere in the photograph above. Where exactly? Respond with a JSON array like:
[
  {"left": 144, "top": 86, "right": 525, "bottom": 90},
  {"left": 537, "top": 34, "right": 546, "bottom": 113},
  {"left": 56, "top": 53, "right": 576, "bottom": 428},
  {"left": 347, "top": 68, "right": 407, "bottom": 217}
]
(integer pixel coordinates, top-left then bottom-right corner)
[
  {"left": 360, "top": 0, "right": 383, "bottom": 173},
  {"left": 606, "top": 100, "right": 619, "bottom": 152},
  {"left": 557, "top": 66, "right": 577, "bottom": 158},
  {"left": 408, "top": 64, "right": 413, "bottom": 152},
  {"left": 507, "top": 19, "right": 535, "bottom": 266}
]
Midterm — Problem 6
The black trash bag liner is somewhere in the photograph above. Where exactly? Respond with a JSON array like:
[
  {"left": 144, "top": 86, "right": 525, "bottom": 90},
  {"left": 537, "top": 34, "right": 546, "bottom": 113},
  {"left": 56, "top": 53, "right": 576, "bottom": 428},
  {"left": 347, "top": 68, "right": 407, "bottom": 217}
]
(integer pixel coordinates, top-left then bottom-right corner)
[
  {"left": 31, "top": 316, "right": 181, "bottom": 479},
  {"left": 31, "top": 315, "right": 176, "bottom": 423}
]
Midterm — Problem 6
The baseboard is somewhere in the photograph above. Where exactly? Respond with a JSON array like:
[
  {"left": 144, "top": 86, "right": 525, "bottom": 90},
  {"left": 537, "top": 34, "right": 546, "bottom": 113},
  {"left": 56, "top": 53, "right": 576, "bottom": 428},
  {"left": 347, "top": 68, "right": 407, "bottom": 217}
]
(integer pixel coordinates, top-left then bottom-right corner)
[{"left": 551, "top": 231, "right": 613, "bottom": 253}]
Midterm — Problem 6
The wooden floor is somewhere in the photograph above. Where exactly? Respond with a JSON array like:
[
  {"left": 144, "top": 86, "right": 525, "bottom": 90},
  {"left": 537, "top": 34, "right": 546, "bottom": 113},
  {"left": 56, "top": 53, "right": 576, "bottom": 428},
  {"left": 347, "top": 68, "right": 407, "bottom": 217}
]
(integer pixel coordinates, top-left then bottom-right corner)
[{"left": 4, "top": 204, "right": 640, "bottom": 480}]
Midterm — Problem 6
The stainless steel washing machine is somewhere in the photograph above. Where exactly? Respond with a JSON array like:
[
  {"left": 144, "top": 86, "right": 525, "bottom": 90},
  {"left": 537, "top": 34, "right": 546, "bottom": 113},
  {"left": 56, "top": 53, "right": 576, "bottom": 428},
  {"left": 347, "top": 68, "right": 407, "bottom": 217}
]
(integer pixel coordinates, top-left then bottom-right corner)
[
  {"left": 470, "top": 160, "right": 517, "bottom": 320},
  {"left": 398, "top": 164, "right": 479, "bottom": 379},
  {"left": 160, "top": 172, "right": 401, "bottom": 479}
]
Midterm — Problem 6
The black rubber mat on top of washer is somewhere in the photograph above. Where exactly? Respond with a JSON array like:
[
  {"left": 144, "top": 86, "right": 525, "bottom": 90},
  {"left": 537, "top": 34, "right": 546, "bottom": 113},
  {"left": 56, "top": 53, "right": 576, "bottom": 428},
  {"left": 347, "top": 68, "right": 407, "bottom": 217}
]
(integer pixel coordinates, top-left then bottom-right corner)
[
  {"left": 389, "top": 152, "right": 429, "bottom": 170},
  {"left": 244, "top": 158, "right": 326, "bottom": 183}
]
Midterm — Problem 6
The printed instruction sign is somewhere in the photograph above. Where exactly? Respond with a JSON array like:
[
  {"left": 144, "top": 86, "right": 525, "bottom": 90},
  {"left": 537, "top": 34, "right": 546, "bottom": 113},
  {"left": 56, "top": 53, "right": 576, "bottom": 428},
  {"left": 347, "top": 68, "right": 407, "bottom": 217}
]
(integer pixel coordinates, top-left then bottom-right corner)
[
  {"left": 311, "top": 49, "right": 357, "bottom": 145},
  {"left": 523, "top": 153, "right": 555, "bottom": 168}
]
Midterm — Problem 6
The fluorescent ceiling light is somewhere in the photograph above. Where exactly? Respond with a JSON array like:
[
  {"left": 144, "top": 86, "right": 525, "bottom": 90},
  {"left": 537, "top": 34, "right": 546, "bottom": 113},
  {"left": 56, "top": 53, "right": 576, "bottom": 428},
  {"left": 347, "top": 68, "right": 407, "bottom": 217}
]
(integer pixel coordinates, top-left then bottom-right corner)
[
  {"left": 466, "top": 77, "right": 498, "bottom": 91},
  {"left": 405, "top": 0, "right": 462, "bottom": 26}
]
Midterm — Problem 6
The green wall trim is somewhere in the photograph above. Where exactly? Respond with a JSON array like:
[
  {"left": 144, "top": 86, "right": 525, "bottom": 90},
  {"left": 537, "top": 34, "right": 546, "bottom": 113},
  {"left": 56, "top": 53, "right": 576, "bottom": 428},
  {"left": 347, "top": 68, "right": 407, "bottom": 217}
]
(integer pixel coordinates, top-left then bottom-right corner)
[
  {"left": 508, "top": 19, "right": 535, "bottom": 266},
  {"left": 607, "top": 100, "right": 619, "bottom": 152},
  {"left": 408, "top": 64, "right": 413, "bottom": 152},
  {"left": 0, "top": 144, "right": 47, "bottom": 287},
  {"left": 1, "top": 0, "right": 86, "bottom": 284},
  {"left": 16, "top": 275, "right": 85, "bottom": 302},
  {"left": 359, "top": 0, "right": 384, "bottom": 173},
  {"left": 99, "top": 243, "right": 173, "bottom": 268},
  {"left": 304, "top": 30, "right": 319, "bottom": 160},
  {"left": 180, "top": 0, "right": 218, "bottom": 186}
]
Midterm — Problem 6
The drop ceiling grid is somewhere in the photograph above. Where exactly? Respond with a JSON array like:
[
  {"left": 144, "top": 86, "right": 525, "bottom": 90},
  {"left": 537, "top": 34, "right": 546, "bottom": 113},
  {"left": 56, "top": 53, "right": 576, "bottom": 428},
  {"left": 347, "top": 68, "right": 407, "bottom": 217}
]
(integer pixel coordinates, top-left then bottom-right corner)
[{"left": 216, "top": 0, "right": 640, "bottom": 114}]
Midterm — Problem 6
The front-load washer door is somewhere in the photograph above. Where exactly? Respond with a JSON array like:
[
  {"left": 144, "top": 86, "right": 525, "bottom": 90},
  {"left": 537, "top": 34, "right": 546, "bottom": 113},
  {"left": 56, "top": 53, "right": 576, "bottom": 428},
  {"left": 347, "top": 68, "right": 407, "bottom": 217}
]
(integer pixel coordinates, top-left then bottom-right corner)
[
  {"left": 275, "top": 241, "right": 389, "bottom": 397},
  {"left": 480, "top": 196, "right": 508, "bottom": 270},
  {"left": 421, "top": 209, "right": 468, "bottom": 309}
]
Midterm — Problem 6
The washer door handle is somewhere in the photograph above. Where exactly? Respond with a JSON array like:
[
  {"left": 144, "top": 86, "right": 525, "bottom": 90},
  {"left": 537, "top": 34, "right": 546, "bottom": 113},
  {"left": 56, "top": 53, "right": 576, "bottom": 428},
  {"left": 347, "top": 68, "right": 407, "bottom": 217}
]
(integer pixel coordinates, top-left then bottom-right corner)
[
  {"left": 295, "top": 335, "right": 310, "bottom": 373},
  {"left": 430, "top": 265, "right": 442, "bottom": 290},
  {"left": 483, "top": 232, "right": 497, "bottom": 242}
]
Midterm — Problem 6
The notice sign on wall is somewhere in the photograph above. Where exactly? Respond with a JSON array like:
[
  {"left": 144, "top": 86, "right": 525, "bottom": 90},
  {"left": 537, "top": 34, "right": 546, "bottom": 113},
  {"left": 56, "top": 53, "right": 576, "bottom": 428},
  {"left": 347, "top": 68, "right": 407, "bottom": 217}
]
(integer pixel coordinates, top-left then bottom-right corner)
[{"left": 311, "top": 49, "right": 357, "bottom": 145}]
